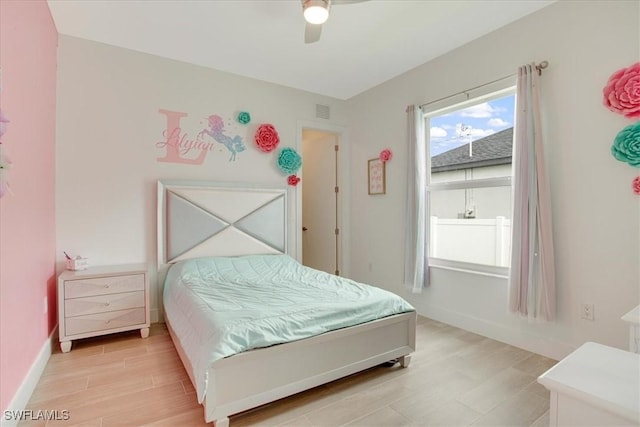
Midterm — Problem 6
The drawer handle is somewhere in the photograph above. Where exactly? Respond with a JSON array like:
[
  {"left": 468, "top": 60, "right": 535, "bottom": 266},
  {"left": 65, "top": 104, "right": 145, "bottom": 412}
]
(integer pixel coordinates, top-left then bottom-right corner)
[
  {"left": 104, "top": 302, "right": 110, "bottom": 307},
  {"left": 104, "top": 284, "right": 110, "bottom": 289},
  {"left": 105, "top": 320, "right": 111, "bottom": 324}
]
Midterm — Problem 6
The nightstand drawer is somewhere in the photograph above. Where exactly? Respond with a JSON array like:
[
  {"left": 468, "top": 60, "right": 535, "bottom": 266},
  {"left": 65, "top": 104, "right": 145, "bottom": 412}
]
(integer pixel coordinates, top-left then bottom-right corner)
[
  {"left": 64, "top": 274, "right": 145, "bottom": 299},
  {"left": 65, "top": 291, "right": 145, "bottom": 317},
  {"left": 65, "top": 307, "right": 146, "bottom": 336}
]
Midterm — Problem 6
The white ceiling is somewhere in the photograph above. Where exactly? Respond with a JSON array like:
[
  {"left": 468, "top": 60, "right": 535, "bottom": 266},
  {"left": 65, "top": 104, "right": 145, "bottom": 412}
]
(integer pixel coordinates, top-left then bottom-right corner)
[{"left": 47, "top": 0, "right": 555, "bottom": 100}]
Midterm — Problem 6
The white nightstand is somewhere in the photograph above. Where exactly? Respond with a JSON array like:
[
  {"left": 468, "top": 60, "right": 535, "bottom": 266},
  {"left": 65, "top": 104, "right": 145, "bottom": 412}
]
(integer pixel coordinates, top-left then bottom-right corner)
[
  {"left": 538, "top": 342, "right": 640, "bottom": 426},
  {"left": 57, "top": 263, "right": 150, "bottom": 353},
  {"left": 622, "top": 305, "right": 640, "bottom": 353}
]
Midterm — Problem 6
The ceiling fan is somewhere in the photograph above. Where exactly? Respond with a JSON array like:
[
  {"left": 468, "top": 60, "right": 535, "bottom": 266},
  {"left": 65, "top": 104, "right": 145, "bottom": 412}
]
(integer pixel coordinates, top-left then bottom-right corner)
[{"left": 302, "top": 0, "right": 369, "bottom": 44}]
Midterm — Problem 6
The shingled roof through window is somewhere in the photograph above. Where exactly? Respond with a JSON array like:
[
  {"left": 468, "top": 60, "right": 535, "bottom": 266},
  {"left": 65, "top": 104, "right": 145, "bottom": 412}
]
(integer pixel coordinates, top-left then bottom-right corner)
[{"left": 432, "top": 127, "right": 513, "bottom": 173}]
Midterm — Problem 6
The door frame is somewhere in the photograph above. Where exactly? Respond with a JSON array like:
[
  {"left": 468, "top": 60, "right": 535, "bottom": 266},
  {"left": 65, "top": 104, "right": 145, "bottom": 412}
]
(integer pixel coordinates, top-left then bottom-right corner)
[{"left": 296, "top": 120, "right": 350, "bottom": 278}]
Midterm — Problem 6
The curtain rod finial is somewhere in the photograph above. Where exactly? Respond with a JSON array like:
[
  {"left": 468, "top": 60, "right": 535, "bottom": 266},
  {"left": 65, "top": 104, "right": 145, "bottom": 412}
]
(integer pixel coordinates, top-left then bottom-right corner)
[{"left": 536, "top": 61, "right": 549, "bottom": 76}]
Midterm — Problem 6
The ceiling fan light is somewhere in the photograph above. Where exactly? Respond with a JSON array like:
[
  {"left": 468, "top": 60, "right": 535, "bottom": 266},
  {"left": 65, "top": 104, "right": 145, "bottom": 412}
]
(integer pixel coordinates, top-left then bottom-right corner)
[{"left": 303, "top": 1, "right": 329, "bottom": 25}]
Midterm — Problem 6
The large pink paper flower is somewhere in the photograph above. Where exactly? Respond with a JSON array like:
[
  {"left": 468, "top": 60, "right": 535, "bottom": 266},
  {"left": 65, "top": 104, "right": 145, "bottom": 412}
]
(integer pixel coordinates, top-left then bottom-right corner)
[
  {"left": 603, "top": 62, "right": 640, "bottom": 119},
  {"left": 255, "top": 124, "right": 280, "bottom": 153}
]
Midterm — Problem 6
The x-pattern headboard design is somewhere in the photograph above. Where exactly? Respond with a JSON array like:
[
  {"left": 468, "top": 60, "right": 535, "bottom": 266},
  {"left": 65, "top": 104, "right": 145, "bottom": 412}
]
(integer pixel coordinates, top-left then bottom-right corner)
[{"left": 157, "top": 181, "right": 287, "bottom": 266}]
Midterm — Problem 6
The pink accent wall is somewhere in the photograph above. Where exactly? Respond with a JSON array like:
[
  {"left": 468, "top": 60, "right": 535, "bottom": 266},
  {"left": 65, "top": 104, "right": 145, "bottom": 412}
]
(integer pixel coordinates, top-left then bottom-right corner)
[{"left": 0, "top": 0, "right": 58, "bottom": 411}]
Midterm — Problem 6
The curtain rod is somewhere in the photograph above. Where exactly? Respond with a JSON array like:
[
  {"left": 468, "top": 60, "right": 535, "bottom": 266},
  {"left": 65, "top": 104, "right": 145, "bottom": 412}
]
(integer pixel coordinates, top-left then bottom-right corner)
[{"left": 419, "top": 61, "right": 549, "bottom": 110}]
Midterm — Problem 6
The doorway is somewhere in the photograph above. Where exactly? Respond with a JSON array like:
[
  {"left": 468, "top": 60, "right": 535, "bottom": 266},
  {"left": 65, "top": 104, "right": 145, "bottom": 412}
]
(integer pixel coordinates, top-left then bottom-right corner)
[{"left": 301, "top": 129, "right": 340, "bottom": 275}]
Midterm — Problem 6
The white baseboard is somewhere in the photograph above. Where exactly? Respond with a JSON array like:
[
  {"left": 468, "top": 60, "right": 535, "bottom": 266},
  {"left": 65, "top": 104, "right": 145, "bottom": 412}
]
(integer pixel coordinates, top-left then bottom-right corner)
[
  {"left": 150, "top": 308, "right": 160, "bottom": 323},
  {"left": 1, "top": 326, "right": 57, "bottom": 427},
  {"left": 418, "top": 305, "right": 575, "bottom": 361}
]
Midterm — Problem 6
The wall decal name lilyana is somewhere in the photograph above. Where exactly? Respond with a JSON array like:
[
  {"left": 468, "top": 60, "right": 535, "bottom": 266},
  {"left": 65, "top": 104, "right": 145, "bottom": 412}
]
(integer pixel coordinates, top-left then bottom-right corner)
[{"left": 156, "top": 109, "right": 246, "bottom": 164}]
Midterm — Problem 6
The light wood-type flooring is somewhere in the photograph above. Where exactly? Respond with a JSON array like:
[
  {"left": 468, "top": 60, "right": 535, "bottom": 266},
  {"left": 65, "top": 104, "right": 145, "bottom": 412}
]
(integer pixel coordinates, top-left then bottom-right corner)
[{"left": 20, "top": 316, "right": 557, "bottom": 426}]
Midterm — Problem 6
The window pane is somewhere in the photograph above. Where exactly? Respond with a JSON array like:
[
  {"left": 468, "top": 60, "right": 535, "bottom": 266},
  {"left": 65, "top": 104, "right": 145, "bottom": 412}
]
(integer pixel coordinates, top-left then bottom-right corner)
[
  {"left": 429, "top": 187, "right": 512, "bottom": 267},
  {"left": 428, "top": 94, "right": 515, "bottom": 183},
  {"left": 430, "top": 187, "right": 512, "bottom": 219},
  {"left": 425, "top": 88, "right": 515, "bottom": 271}
]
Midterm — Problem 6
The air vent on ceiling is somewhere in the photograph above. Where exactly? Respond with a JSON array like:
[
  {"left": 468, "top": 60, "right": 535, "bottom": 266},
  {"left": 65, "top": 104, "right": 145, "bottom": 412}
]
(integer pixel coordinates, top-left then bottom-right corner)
[{"left": 315, "top": 104, "right": 330, "bottom": 120}]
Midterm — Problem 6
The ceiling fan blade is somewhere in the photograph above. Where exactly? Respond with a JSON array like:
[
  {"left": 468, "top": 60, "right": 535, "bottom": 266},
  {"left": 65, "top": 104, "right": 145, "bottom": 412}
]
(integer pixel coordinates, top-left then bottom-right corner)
[{"left": 305, "top": 23, "right": 322, "bottom": 44}]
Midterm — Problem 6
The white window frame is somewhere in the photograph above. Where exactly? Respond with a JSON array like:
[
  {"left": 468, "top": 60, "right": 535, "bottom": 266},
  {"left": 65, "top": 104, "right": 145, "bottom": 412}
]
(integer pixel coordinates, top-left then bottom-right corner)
[{"left": 423, "top": 80, "right": 516, "bottom": 278}]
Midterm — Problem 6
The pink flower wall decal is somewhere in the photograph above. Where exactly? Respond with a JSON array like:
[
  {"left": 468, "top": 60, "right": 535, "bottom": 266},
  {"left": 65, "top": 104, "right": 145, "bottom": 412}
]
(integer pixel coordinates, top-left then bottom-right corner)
[
  {"left": 379, "top": 149, "right": 392, "bottom": 162},
  {"left": 255, "top": 124, "right": 280, "bottom": 153},
  {"left": 603, "top": 62, "right": 640, "bottom": 119},
  {"left": 633, "top": 176, "right": 640, "bottom": 195},
  {"left": 287, "top": 175, "right": 301, "bottom": 186}
]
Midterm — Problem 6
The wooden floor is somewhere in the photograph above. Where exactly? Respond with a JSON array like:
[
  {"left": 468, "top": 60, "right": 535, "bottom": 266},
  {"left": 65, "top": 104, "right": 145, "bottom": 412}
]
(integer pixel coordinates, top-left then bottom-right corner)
[{"left": 20, "top": 317, "right": 557, "bottom": 426}]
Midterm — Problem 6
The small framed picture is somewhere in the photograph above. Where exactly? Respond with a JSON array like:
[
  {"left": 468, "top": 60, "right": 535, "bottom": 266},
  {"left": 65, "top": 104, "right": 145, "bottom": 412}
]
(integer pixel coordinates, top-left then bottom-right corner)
[{"left": 368, "top": 158, "right": 386, "bottom": 195}]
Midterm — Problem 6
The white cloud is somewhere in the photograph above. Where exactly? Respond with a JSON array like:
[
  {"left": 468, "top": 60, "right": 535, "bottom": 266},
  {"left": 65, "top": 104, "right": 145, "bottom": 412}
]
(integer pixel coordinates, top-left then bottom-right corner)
[
  {"left": 460, "top": 103, "right": 501, "bottom": 118},
  {"left": 469, "top": 128, "right": 495, "bottom": 140},
  {"left": 488, "top": 118, "right": 509, "bottom": 127},
  {"left": 430, "top": 126, "right": 447, "bottom": 138}
]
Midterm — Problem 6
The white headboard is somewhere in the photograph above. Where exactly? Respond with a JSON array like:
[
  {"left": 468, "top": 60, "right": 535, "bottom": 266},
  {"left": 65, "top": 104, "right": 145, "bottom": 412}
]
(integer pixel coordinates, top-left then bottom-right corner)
[{"left": 157, "top": 180, "right": 288, "bottom": 267}]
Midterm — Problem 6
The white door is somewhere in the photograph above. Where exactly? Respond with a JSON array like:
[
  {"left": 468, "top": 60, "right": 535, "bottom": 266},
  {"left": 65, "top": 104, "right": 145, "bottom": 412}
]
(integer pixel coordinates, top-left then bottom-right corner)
[{"left": 302, "top": 130, "right": 339, "bottom": 275}]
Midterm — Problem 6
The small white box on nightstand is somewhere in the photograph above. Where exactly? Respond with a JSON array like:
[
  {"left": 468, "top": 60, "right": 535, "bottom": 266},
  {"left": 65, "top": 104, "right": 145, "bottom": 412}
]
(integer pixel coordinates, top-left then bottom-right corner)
[{"left": 65, "top": 257, "right": 89, "bottom": 270}]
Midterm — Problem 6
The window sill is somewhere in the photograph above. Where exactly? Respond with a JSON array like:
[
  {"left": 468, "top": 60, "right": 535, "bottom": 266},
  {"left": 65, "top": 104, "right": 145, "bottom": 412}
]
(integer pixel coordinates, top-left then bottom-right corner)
[{"left": 429, "top": 258, "right": 509, "bottom": 279}]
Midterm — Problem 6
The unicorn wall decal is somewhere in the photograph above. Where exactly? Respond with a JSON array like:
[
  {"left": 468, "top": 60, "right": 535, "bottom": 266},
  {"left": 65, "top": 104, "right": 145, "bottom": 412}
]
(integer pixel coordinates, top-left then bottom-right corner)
[{"left": 198, "top": 115, "right": 246, "bottom": 161}]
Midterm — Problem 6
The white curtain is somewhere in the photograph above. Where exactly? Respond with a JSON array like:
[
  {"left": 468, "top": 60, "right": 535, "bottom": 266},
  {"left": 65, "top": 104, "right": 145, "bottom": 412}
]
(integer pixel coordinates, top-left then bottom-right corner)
[
  {"left": 404, "top": 105, "right": 429, "bottom": 293},
  {"left": 509, "top": 64, "right": 556, "bottom": 321}
]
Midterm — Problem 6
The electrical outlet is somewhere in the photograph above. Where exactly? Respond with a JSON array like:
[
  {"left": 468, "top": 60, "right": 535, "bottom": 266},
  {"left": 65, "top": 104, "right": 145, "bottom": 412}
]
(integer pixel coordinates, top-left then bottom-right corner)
[
  {"left": 368, "top": 262, "right": 373, "bottom": 272},
  {"left": 581, "top": 303, "right": 594, "bottom": 321}
]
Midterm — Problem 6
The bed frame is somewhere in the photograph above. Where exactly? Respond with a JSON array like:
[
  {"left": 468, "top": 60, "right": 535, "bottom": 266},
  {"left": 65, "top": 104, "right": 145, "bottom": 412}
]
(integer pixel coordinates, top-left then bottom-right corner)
[{"left": 157, "top": 180, "right": 416, "bottom": 426}]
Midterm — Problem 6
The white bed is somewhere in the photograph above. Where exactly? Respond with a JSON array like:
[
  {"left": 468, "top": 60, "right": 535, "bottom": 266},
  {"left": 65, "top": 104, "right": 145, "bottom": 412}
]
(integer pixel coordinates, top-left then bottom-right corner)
[{"left": 157, "top": 180, "right": 416, "bottom": 426}]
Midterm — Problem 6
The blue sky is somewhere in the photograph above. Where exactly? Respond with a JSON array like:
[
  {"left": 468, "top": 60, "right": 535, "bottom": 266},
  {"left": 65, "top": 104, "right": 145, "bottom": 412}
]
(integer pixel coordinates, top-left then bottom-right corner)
[{"left": 429, "top": 94, "right": 515, "bottom": 156}]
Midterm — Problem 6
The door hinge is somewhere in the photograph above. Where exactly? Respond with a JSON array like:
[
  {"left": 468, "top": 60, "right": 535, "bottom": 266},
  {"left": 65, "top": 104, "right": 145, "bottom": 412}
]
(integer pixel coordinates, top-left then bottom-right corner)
[
  {"left": 335, "top": 228, "right": 340, "bottom": 235},
  {"left": 334, "top": 186, "right": 339, "bottom": 193}
]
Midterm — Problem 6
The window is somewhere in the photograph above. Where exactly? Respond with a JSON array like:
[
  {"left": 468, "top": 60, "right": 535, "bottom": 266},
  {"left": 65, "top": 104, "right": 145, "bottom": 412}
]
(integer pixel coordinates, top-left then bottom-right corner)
[{"left": 423, "top": 81, "right": 516, "bottom": 276}]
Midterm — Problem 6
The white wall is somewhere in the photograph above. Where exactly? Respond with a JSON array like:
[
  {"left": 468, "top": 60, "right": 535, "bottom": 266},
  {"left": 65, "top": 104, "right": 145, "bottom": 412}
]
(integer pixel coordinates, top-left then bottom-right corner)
[
  {"left": 347, "top": 0, "right": 640, "bottom": 359},
  {"left": 55, "top": 36, "right": 348, "bottom": 321}
]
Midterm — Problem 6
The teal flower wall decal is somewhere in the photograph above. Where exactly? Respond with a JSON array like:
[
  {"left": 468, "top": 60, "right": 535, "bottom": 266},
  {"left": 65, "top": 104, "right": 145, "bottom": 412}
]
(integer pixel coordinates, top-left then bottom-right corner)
[
  {"left": 611, "top": 121, "right": 640, "bottom": 168},
  {"left": 237, "top": 111, "right": 251, "bottom": 124},
  {"left": 277, "top": 147, "right": 302, "bottom": 174}
]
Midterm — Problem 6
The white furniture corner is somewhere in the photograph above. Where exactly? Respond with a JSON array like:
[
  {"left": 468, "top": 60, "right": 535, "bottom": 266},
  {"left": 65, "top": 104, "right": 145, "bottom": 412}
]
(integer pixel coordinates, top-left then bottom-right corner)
[
  {"left": 622, "top": 305, "right": 640, "bottom": 353},
  {"left": 57, "top": 263, "right": 150, "bottom": 353},
  {"left": 538, "top": 341, "right": 640, "bottom": 426}
]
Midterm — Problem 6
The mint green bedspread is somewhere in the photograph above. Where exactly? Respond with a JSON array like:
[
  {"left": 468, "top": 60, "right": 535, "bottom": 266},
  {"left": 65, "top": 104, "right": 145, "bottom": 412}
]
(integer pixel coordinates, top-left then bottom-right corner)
[{"left": 163, "top": 254, "right": 414, "bottom": 402}]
